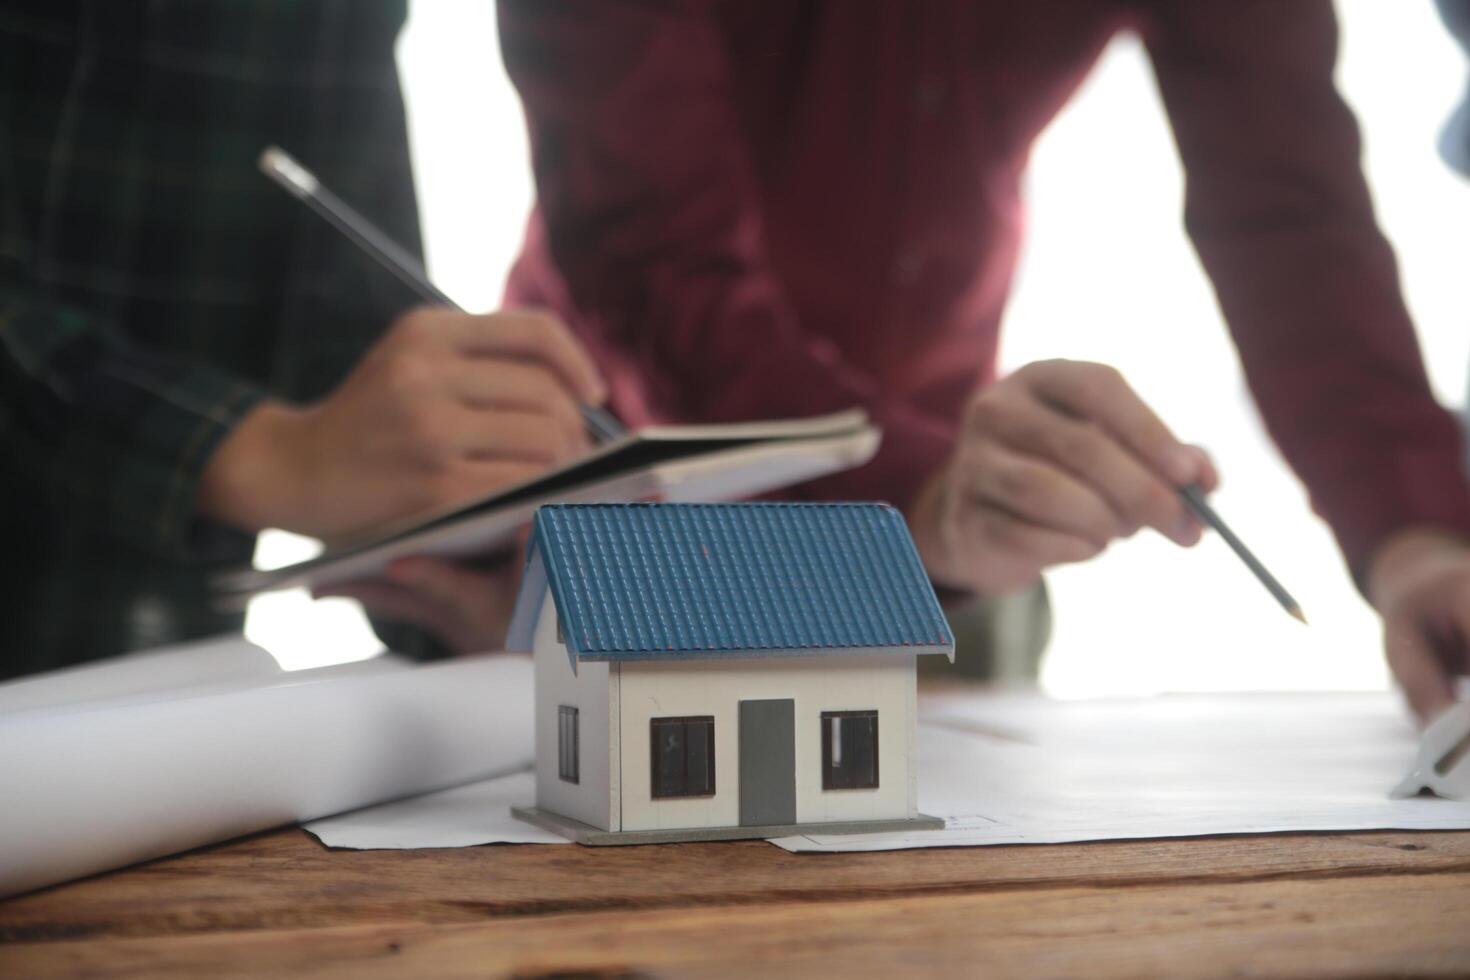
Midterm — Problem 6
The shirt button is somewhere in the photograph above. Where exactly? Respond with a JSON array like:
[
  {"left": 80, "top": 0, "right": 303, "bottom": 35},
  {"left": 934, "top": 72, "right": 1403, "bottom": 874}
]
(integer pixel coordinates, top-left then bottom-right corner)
[
  {"left": 891, "top": 250, "right": 925, "bottom": 285},
  {"left": 914, "top": 74, "right": 947, "bottom": 115}
]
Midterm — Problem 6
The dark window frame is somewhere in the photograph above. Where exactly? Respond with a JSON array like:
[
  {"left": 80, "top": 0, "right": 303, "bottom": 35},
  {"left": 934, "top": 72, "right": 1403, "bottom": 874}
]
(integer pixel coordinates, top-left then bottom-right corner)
[
  {"left": 558, "top": 705, "right": 579, "bottom": 784},
  {"left": 821, "top": 709, "right": 879, "bottom": 790},
  {"left": 650, "top": 715, "right": 717, "bottom": 799}
]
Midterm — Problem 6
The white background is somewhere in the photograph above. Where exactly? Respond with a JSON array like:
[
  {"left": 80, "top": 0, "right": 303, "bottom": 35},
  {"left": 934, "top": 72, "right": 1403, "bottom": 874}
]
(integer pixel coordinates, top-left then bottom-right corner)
[{"left": 248, "top": 1, "right": 1469, "bottom": 700}]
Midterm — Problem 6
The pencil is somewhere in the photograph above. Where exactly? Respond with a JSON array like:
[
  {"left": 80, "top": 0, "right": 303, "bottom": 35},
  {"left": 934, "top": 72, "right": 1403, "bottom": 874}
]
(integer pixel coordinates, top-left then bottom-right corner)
[
  {"left": 258, "top": 146, "right": 627, "bottom": 445},
  {"left": 1178, "top": 484, "right": 1307, "bottom": 624}
]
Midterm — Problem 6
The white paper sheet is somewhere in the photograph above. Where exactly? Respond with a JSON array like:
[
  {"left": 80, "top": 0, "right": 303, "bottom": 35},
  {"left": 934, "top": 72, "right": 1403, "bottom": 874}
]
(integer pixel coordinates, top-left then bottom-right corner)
[
  {"left": 0, "top": 634, "right": 281, "bottom": 714},
  {"left": 304, "top": 771, "right": 563, "bottom": 848},
  {"left": 772, "top": 691, "right": 1470, "bottom": 852},
  {"left": 0, "top": 654, "right": 535, "bottom": 897},
  {"left": 304, "top": 691, "right": 1470, "bottom": 855}
]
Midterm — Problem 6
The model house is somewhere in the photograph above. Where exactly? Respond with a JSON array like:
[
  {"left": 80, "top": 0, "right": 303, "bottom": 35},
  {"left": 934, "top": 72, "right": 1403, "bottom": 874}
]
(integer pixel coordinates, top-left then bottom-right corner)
[{"left": 506, "top": 501, "right": 953, "bottom": 844}]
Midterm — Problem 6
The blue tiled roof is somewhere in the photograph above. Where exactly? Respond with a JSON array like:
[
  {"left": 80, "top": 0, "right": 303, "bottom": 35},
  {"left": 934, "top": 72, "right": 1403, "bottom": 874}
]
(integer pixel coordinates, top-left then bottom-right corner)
[{"left": 509, "top": 503, "right": 953, "bottom": 660}]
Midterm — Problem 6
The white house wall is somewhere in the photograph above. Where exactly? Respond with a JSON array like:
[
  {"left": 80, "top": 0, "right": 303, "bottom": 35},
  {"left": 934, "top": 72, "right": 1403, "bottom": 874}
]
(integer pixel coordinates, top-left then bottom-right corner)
[
  {"left": 532, "top": 596, "right": 618, "bottom": 831},
  {"left": 616, "top": 654, "right": 916, "bottom": 832}
]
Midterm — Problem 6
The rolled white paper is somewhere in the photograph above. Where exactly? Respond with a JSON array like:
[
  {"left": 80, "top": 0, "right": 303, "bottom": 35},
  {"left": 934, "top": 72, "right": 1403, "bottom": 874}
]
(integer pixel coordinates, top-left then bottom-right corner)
[
  {"left": 0, "top": 654, "right": 534, "bottom": 897},
  {"left": 0, "top": 635, "right": 282, "bottom": 715}
]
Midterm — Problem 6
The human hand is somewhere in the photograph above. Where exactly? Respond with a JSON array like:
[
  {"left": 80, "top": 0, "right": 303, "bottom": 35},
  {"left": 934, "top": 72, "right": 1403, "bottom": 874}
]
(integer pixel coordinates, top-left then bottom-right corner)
[
  {"left": 198, "top": 307, "right": 606, "bottom": 540},
  {"left": 315, "top": 554, "right": 522, "bottom": 656},
  {"left": 1369, "top": 528, "right": 1470, "bottom": 725},
  {"left": 907, "top": 359, "right": 1218, "bottom": 594}
]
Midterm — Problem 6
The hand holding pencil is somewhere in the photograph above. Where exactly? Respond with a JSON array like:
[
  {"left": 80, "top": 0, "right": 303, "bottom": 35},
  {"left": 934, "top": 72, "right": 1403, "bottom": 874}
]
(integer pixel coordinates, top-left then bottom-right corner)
[
  {"left": 201, "top": 148, "right": 618, "bottom": 542},
  {"left": 258, "top": 146, "right": 626, "bottom": 444},
  {"left": 198, "top": 305, "right": 608, "bottom": 542},
  {"left": 199, "top": 146, "right": 624, "bottom": 654},
  {"left": 909, "top": 359, "right": 1219, "bottom": 594},
  {"left": 908, "top": 358, "right": 1302, "bottom": 622}
]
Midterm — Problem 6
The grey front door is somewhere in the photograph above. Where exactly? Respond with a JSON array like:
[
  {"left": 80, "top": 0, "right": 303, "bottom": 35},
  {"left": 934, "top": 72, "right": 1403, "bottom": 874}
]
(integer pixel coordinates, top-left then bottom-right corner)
[{"left": 739, "top": 698, "right": 796, "bottom": 826}]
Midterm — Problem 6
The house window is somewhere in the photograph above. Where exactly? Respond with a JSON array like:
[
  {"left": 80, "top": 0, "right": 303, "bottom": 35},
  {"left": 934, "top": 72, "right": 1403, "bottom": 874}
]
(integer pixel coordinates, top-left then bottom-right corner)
[
  {"left": 558, "top": 705, "right": 579, "bottom": 784},
  {"left": 650, "top": 716, "right": 716, "bottom": 798},
  {"left": 822, "top": 710, "right": 879, "bottom": 790}
]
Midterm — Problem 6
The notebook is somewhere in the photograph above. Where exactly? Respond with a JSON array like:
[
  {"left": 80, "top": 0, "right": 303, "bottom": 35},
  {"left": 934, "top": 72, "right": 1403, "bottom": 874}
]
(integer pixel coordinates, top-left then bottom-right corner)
[{"left": 217, "top": 409, "right": 880, "bottom": 596}]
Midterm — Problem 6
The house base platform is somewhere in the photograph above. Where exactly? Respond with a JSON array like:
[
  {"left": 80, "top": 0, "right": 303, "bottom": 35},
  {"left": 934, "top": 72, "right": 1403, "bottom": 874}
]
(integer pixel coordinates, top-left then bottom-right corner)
[{"left": 511, "top": 806, "right": 945, "bottom": 845}]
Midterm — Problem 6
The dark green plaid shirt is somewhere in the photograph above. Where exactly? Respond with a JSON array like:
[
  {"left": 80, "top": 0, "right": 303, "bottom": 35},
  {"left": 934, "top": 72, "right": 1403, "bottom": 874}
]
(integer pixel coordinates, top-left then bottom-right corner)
[{"left": 1, "top": 1, "right": 424, "bottom": 679}]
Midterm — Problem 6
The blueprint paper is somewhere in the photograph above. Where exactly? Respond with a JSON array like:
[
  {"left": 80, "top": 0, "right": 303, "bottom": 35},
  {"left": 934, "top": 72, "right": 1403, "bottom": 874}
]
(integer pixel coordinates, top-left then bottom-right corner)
[
  {"left": 19, "top": 681, "right": 1453, "bottom": 868},
  {"left": 0, "top": 634, "right": 281, "bottom": 714},
  {"left": 771, "top": 691, "right": 1470, "bottom": 852},
  {"left": 304, "top": 691, "right": 1470, "bottom": 855},
  {"left": 304, "top": 771, "right": 563, "bottom": 848},
  {"left": 0, "top": 654, "right": 534, "bottom": 897}
]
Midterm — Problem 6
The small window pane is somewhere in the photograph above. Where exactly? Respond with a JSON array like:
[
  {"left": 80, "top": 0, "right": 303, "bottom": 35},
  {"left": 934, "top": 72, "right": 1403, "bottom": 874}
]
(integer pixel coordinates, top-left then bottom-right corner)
[
  {"left": 558, "top": 705, "right": 579, "bottom": 784},
  {"left": 845, "top": 714, "right": 876, "bottom": 787},
  {"left": 822, "top": 710, "right": 879, "bottom": 790},
  {"left": 685, "top": 716, "right": 712, "bottom": 795},
  {"left": 654, "top": 720, "right": 685, "bottom": 796},
  {"left": 651, "top": 716, "right": 716, "bottom": 798}
]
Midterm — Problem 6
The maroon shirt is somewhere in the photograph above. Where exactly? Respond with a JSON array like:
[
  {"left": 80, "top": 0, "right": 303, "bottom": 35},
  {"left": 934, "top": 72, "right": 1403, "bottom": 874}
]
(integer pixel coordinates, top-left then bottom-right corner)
[{"left": 500, "top": 0, "right": 1470, "bottom": 577}]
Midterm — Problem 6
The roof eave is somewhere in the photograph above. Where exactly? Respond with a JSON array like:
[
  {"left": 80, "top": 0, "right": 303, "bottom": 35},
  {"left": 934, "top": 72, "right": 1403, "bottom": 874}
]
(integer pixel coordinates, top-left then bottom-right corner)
[
  {"left": 502, "top": 540, "right": 549, "bottom": 654},
  {"left": 574, "top": 643, "right": 955, "bottom": 664}
]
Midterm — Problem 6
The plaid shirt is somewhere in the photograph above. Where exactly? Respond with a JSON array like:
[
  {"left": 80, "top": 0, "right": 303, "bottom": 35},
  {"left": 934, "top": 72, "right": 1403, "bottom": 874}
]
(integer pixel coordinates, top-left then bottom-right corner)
[{"left": 1, "top": 1, "right": 422, "bottom": 678}]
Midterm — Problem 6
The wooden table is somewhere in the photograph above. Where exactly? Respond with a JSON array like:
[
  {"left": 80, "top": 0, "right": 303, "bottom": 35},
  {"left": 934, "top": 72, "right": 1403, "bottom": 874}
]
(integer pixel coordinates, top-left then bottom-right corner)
[{"left": 3, "top": 826, "right": 1469, "bottom": 978}]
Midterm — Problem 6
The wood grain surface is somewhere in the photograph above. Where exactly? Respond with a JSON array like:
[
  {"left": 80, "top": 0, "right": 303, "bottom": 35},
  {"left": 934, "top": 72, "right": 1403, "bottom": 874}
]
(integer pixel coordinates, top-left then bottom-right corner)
[{"left": 3, "top": 827, "right": 1470, "bottom": 977}]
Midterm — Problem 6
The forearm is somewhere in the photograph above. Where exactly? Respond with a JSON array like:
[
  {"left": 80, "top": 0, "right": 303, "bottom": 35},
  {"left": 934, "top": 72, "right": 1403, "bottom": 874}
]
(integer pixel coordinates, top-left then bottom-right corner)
[
  {"left": 1146, "top": 0, "right": 1470, "bottom": 579},
  {"left": 1, "top": 290, "right": 268, "bottom": 558},
  {"left": 195, "top": 400, "right": 313, "bottom": 534},
  {"left": 1367, "top": 526, "right": 1470, "bottom": 611}
]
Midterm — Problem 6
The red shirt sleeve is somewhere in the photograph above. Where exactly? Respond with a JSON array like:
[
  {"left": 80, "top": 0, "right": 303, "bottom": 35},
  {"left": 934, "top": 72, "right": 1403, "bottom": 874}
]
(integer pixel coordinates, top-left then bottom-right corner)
[
  {"left": 1142, "top": 0, "right": 1470, "bottom": 578},
  {"left": 497, "top": 0, "right": 957, "bottom": 512}
]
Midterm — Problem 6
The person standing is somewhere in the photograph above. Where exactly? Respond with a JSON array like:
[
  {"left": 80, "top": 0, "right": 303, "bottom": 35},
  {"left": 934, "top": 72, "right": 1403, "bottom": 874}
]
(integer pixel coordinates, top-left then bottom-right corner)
[{"left": 499, "top": 1, "right": 1470, "bottom": 719}]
